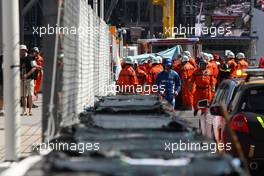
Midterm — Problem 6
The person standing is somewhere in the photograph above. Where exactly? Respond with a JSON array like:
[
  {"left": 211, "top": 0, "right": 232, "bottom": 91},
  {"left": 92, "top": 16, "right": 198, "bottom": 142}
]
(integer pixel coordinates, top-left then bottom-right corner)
[
  {"left": 134, "top": 60, "right": 148, "bottom": 87},
  {"left": 117, "top": 57, "right": 138, "bottom": 94},
  {"left": 207, "top": 54, "right": 218, "bottom": 102},
  {"left": 32, "top": 47, "right": 44, "bottom": 99},
  {"left": 190, "top": 59, "right": 215, "bottom": 116},
  {"left": 179, "top": 55, "right": 195, "bottom": 110},
  {"left": 236, "top": 52, "right": 248, "bottom": 70},
  {"left": 143, "top": 57, "right": 152, "bottom": 75},
  {"left": 156, "top": 58, "right": 181, "bottom": 108},
  {"left": 20, "top": 45, "right": 37, "bottom": 116},
  {"left": 183, "top": 51, "right": 196, "bottom": 68},
  {"left": 148, "top": 56, "right": 163, "bottom": 87},
  {"left": 218, "top": 61, "right": 231, "bottom": 84},
  {"left": 226, "top": 51, "right": 238, "bottom": 79},
  {"left": 172, "top": 54, "right": 182, "bottom": 73}
]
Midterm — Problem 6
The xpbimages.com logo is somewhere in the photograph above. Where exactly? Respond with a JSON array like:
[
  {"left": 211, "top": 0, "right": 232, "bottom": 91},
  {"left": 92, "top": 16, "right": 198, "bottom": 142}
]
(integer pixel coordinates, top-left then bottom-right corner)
[
  {"left": 32, "top": 140, "right": 100, "bottom": 154},
  {"left": 164, "top": 24, "right": 232, "bottom": 37},
  {"left": 32, "top": 24, "right": 100, "bottom": 37},
  {"left": 164, "top": 140, "right": 232, "bottom": 154}
]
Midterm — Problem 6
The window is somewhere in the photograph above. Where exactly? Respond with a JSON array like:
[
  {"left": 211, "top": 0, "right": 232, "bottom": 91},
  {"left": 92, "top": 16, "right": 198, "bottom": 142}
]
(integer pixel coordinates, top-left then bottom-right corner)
[
  {"left": 213, "top": 83, "right": 230, "bottom": 105},
  {"left": 229, "top": 89, "right": 242, "bottom": 112},
  {"left": 241, "top": 86, "right": 264, "bottom": 114}
]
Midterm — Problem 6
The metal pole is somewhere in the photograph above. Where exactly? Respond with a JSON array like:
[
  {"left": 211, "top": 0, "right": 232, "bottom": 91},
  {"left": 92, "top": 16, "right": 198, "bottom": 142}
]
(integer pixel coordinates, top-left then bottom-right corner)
[
  {"left": 100, "top": 0, "right": 104, "bottom": 19},
  {"left": 2, "top": 0, "right": 21, "bottom": 161},
  {"left": 93, "top": 0, "right": 98, "bottom": 16},
  {"left": 22, "top": 0, "right": 39, "bottom": 17},
  {"left": 41, "top": 0, "right": 59, "bottom": 142}
]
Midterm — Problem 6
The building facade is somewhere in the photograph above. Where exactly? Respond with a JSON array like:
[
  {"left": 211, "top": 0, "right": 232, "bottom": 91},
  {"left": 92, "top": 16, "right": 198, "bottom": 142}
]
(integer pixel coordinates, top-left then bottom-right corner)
[{"left": 109, "top": 0, "right": 197, "bottom": 43}]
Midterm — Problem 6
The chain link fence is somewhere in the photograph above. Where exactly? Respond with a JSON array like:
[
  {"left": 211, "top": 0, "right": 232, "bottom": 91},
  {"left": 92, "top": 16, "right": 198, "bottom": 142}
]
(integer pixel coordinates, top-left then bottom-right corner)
[{"left": 42, "top": 0, "right": 112, "bottom": 140}]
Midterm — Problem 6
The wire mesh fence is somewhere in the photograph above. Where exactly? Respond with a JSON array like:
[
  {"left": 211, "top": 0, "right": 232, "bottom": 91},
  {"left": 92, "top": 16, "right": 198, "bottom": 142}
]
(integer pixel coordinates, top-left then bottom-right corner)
[{"left": 43, "top": 0, "right": 112, "bottom": 140}]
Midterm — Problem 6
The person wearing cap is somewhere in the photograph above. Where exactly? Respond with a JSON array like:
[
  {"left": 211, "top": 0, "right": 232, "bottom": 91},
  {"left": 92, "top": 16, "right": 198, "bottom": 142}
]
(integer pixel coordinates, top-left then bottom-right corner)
[
  {"left": 156, "top": 58, "right": 181, "bottom": 108},
  {"left": 32, "top": 47, "right": 44, "bottom": 99},
  {"left": 179, "top": 55, "right": 195, "bottom": 110},
  {"left": 226, "top": 51, "right": 238, "bottom": 79},
  {"left": 143, "top": 57, "right": 152, "bottom": 75},
  {"left": 213, "top": 53, "right": 221, "bottom": 66},
  {"left": 203, "top": 53, "right": 213, "bottom": 74},
  {"left": 190, "top": 59, "right": 216, "bottom": 116},
  {"left": 134, "top": 59, "right": 148, "bottom": 89},
  {"left": 218, "top": 62, "right": 231, "bottom": 84},
  {"left": 20, "top": 45, "right": 37, "bottom": 116},
  {"left": 117, "top": 57, "right": 138, "bottom": 94},
  {"left": 208, "top": 54, "right": 219, "bottom": 78},
  {"left": 236, "top": 52, "right": 248, "bottom": 71},
  {"left": 172, "top": 54, "right": 182, "bottom": 73},
  {"left": 147, "top": 56, "right": 164, "bottom": 88},
  {"left": 207, "top": 53, "right": 218, "bottom": 101},
  {"left": 183, "top": 51, "right": 196, "bottom": 68},
  {"left": 138, "top": 59, "right": 146, "bottom": 73}
]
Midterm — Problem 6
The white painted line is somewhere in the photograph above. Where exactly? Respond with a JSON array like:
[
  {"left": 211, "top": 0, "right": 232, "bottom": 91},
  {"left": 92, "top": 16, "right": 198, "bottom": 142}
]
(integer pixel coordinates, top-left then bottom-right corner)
[{"left": 0, "top": 156, "right": 42, "bottom": 176}]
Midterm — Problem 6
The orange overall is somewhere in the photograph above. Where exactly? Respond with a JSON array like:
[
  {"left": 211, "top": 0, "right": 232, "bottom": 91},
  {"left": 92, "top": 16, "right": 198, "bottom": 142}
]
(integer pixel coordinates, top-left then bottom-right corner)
[
  {"left": 172, "top": 60, "right": 181, "bottom": 73},
  {"left": 34, "top": 55, "right": 44, "bottom": 96},
  {"left": 143, "top": 62, "right": 152, "bottom": 75},
  {"left": 117, "top": 65, "right": 138, "bottom": 93},
  {"left": 189, "top": 57, "right": 197, "bottom": 68},
  {"left": 190, "top": 68, "right": 215, "bottom": 112},
  {"left": 146, "top": 64, "right": 164, "bottom": 94},
  {"left": 209, "top": 60, "right": 219, "bottom": 102},
  {"left": 227, "top": 59, "right": 238, "bottom": 79},
  {"left": 237, "top": 59, "right": 248, "bottom": 70},
  {"left": 136, "top": 67, "right": 148, "bottom": 86},
  {"left": 180, "top": 62, "right": 195, "bottom": 109},
  {"left": 148, "top": 64, "right": 164, "bottom": 85}
]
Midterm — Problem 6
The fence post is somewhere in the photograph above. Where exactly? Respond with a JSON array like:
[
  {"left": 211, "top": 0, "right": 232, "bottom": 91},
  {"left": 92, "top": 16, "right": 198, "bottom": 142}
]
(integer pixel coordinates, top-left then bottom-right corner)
[{"left": 2, "top": 0, "right": 21, "bottom": 161}]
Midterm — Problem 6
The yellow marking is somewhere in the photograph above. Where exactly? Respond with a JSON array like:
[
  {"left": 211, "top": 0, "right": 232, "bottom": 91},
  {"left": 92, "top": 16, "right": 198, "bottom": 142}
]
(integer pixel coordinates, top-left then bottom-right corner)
[
  {"left": 257, "top": 116, "right": 264, "bottom": 128},
  {"left": 245, "top": 80, "right": 264, "bottom": 85}
]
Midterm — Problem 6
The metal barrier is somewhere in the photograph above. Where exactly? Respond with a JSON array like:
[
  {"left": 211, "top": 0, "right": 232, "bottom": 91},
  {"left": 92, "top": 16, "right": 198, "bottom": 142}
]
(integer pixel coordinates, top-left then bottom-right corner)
[{"left": 42, "top": 0, "right": 112, "bottom": 141}]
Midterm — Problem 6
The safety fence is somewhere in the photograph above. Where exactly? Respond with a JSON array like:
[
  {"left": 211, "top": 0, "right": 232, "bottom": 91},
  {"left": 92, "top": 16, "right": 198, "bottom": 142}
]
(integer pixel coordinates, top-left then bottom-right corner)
[
  {"left": 62, "top": 0, "right": 111, "bottom": 125},
  {"left": 43, "top": 0, "right": 112, "bottom": 140}
]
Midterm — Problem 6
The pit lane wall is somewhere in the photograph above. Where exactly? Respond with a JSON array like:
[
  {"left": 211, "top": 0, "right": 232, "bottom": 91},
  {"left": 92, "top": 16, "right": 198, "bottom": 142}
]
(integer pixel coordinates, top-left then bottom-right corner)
[{"left": 42, "top": 0, "right": 112, "bottom": 141}]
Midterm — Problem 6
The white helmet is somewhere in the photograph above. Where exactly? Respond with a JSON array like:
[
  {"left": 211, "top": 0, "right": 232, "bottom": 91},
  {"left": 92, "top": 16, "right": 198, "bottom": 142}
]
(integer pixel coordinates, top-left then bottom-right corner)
[
  {"left": 152, "top": 56, "right": 161, "bottom": 64},
  {"left": 125, "top": 57, "right": 134, "bottom": 64},
  {"left": 207, "top": 54, "right": 214, "bottom": 62},
  {"left": 157, "top": 55, "right": 163, "bottom": 63},
  {"left": 183, "top": 51, "right": 192, "bottom": 58},
  {"left": 236, "top": 52, "right": 245, "bottom": 60},
  {"left": 181, "top": 55, "right": 189, "bottom": 62},
  {"left": 139, "top": 59, "right": 145, "bottom": 65},
  {"left": 20, "top": 44, "right": 28, "bottom": 51},
  {"left": 200, "top": 52, "right": 208, "bottom": 61},
  {"left": 227, "top": 51, "right": 235, "bottom": 59},
  {"left": 200, "top": 52, "right": 206, "bottom": 59}
]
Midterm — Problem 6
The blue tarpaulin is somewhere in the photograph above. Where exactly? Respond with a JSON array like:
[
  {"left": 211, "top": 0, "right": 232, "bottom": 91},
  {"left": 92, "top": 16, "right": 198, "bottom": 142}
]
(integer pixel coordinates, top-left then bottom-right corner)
[
  {"left": 131, "top": 53, "right": 155, "bottom": 60},
  {"left": 131, "top": 45, "right": 182, "bottom": 62},
  {"left": 157, "top": 45, "right": 182, "bottom": 60}
]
